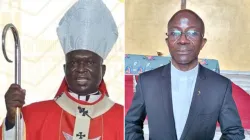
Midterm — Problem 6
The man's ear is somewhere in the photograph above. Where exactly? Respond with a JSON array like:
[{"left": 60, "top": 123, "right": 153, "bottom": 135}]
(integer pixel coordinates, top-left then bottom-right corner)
[
  {"left": 165, "top": 38, "right": 168, "bottom": 43},
  {"left": 63, "top": 64, "right": 66, "bottom": 73},
  {"left": 201, "top": 38, "right": 207, "bottom": 50},
  {"left": 165, "top": 32, "right": 168, "bottom": 43},
  {"left": 102, "top": 65, "right": 106, "bottom": 77}
]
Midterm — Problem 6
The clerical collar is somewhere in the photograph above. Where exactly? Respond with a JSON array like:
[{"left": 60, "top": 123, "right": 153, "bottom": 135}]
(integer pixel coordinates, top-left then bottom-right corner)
[
  {"left": 171, "top": 62, "right": 199, "bottom": 77},
  {"left": 68, "top": 91, "right": 101, "bottom": 103}
]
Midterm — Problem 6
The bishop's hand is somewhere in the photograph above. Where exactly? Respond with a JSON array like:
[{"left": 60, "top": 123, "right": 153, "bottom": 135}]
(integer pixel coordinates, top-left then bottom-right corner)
[{"left": 5, "top": 84, "right": 26, "bottom": 125}]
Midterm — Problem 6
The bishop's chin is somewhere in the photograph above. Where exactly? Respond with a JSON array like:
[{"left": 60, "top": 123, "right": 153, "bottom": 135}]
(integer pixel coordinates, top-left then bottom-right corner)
[{"left": 77, "top": 87, "right": 97, "bottom": 96}]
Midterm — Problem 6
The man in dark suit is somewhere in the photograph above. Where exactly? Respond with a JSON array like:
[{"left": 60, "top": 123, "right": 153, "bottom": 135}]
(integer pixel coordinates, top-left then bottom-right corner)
[{"left": 125, "top": 9, "right": 245, "bottom": 140}]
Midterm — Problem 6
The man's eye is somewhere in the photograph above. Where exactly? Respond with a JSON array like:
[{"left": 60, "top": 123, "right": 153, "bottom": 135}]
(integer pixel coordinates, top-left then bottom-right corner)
[
  {"left": 71, "top": 61, "right": 77, "bottom": 65},
  {"left": 170, "top": 31, "right": 181, "bottom": 36},
  {"left": 88, "top": 61, "right": 94, "bottom": 64},
  {"left": 187, "top": 30, "right": 199, "bottom": 36}
]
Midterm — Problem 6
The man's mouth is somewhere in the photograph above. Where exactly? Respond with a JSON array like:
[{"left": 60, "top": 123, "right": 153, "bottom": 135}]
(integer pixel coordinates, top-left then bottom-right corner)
[
  {"left": 76, "top": 77, "right": 89, "bottom": 84},
  {"left": 77, "top": 79, "right": 88, "bottom": 81},
  {"left": 176, "top": 50, "right": 191, "bottom": 55}
]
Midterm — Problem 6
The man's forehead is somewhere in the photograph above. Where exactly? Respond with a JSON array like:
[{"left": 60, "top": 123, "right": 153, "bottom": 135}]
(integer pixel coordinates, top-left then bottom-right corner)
[
  {"left": 167, "top": 10, "right": 205, "bottom": 34},
  {"left": 67, "top": 50, "right": 95, "bottom": 57},
  {"left": 170, "top": 13, "right": 201, "bottom": 25},
  {"left": 66, "top": 50, "right": 103, "bottom": 61}
]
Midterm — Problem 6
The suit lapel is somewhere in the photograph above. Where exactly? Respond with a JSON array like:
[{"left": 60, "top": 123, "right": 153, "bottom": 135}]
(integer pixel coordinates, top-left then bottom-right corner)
[
  {"left": 180, "top": 64, "right": 206, "bottom": 140},
  {"left": 160, "top": 63, "right": 178, "bottom": 140}
]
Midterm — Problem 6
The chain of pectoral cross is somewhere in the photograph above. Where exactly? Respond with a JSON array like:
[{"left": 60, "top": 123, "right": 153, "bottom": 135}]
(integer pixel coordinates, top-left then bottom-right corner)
[{"left": 181, "top": 0, "right": 186, "bottom": 9}]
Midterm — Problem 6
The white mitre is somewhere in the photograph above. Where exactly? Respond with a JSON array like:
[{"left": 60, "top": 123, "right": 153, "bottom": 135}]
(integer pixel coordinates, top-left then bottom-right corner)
[{"left": 56, "top": 0, "right": 118, "bottom": 59}]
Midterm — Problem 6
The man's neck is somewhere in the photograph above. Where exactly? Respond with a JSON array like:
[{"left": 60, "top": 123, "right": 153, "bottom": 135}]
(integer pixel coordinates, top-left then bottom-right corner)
[
  {"left": 171, "top": 59, "right": 198, "bottom": 71},
  {"left": 68, "top": 91, "right": 101, "bottom": 102},
  {"left": 68, "top": 89, "right": 99, "bottom": 96}
]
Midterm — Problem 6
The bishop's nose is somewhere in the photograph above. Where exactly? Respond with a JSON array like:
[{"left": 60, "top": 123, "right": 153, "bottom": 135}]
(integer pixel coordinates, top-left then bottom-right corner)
[{"left": 77, "top": 62, "right": 88, "bottom": 73}]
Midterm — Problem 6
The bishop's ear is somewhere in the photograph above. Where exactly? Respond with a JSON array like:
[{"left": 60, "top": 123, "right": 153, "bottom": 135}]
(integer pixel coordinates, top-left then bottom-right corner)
[
  {"left": 63, "top": 64, "right": 66, "bottom": 73},
  {"left": 102, "top": 65, "right": 106, "bottom": 77}
]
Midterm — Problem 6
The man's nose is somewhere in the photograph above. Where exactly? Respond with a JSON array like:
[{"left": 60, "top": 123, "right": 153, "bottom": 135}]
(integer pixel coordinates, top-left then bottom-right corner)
[
  {"left": 178, "top": 33, "right": 190, "bottom": 44},
  {"left": 77, "top": 62, "right": 86, "bottom": 72}
]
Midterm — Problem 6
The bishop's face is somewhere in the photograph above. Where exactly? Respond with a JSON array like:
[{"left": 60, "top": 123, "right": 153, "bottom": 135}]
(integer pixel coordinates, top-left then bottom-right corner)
[{"left": 64, "top": 50, "right": 105, "bottom": 96}]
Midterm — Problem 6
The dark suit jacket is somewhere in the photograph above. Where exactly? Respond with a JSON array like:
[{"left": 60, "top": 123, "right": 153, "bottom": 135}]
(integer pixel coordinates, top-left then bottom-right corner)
[{"left": 125, "top": 63, "right": 245, "bottom": 140}]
